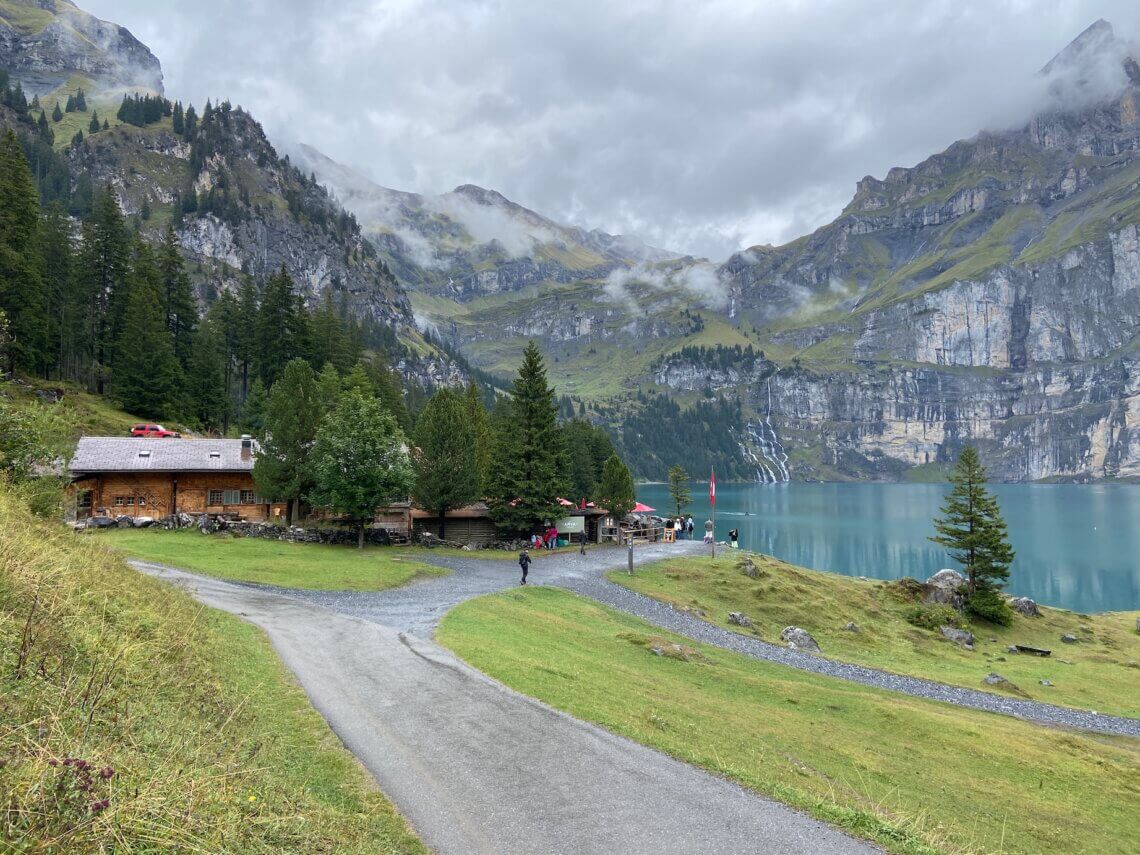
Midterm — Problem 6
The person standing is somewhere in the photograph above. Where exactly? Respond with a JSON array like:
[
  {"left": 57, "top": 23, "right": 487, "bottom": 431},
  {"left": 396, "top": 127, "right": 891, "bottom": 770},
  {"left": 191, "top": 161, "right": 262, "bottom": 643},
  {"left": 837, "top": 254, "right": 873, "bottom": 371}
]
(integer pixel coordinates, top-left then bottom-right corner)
[
  {"left": 703, "top": 519, "right": 714, "bottom": 544},
  {"left": 729, "top": 528, "right": 739, "bottom": 549},
  {"left": 674, "top": 517, "right": 683, "bottom": 541},
  {"left": 686, "top": 516, "right": 694, "bottom": 539},
  {"left": 519, "top": 548, "right": 531, "bottom": 585}
]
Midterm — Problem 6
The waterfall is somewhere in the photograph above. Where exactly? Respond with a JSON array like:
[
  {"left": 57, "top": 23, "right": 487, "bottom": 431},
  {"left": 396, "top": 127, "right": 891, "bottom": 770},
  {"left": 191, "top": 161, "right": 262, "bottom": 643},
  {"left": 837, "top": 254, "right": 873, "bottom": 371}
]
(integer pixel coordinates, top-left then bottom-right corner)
[{"left": 736, "top": 378, "right": 790, "bottom": 484}]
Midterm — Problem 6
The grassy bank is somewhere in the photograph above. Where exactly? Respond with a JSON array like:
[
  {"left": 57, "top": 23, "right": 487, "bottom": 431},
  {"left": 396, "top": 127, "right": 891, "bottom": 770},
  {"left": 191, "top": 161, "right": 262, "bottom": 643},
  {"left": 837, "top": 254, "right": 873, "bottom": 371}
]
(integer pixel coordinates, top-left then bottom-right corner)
[
  {"left": 607, "top": 554, "right": 1140, "bottom": 717},
  {"left": 0, "top": 489, "right": 425, "bottom": 852},
  {"left": 95, "top": 527, "right": 448, "bottom": 591},
  {"left": 438, "top": 587, "right": 1140, "bottom": 855}
]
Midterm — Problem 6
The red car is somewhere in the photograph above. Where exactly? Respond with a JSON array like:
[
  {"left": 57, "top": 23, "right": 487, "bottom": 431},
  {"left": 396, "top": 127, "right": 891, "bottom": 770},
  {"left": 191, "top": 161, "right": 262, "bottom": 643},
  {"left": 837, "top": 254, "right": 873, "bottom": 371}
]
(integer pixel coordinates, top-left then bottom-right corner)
[{"left": 130, "top": 423, "right": 180, "bottom": 438}]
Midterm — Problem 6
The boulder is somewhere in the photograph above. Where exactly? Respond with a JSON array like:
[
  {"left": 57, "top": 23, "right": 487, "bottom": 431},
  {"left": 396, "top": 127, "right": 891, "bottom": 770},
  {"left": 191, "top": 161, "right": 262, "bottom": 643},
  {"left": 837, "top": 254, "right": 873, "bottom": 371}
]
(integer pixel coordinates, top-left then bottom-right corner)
[
  {"left": 922, "top": 569, "right": 968, "bottom": 609},
  {"left": 1060, "top": 634, "right": 1078, "bottom": 644},
  {"left": 780, "top": 626, "right": 820, "bottom": 653},
  {"left": 984, "top": 672, "right": 1010, "bottom": 686},
  {"left": 1007, "top": 645, "right": 1019, "bottom": 654},
  {"left": 85, "top": 515, "right": 117, "bottom": 528},
  {"left": 739, "top": 557, "right": 759, "bottom": 579},
  {"left": 1040, "top": 679, "right": 1053, "bottom": 686},
  {"left": 1009, "top": 597, "right": 1040, "bottom": 617},
  {"left": 843, "top": 621, "right": 860, "bottom": 633},
  {"left": 131, "top": 516, "right": 155, "bottom": 528},
  {"left": 940, "top": 626, "right": 975, "bottom": 648},
  {"left": 728, "top": 612, "right": 753, "bottom": 629}
]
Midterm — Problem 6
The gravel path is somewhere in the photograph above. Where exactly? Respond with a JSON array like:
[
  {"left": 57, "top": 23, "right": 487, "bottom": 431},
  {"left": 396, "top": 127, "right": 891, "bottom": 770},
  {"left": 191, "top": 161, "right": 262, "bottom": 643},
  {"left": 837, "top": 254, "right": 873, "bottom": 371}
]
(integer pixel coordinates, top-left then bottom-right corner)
[
  {"left": 134, "top": 559, "right": 877, "bottom": 855},
  {"left": 250, "top": 543, "right": 1140, "bottom": 737}
]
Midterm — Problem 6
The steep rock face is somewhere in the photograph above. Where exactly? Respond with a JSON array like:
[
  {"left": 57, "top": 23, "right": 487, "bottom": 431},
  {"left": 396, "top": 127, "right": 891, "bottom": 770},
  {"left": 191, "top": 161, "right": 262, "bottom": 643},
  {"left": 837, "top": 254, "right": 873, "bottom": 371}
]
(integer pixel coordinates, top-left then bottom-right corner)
[
  {"left": 704, "top": 21, "right": 1140, "bottom": 481},
  {"left": 0, "top": 0, "right": 162, "bottom": 94}
]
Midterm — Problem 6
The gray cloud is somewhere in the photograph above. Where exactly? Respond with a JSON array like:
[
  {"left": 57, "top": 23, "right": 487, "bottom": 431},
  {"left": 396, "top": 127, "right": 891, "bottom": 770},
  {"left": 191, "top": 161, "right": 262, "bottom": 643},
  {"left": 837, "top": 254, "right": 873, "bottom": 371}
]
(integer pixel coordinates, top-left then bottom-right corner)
[{"left": 85, "top": 0, "right": 1139, "bottom": 260}]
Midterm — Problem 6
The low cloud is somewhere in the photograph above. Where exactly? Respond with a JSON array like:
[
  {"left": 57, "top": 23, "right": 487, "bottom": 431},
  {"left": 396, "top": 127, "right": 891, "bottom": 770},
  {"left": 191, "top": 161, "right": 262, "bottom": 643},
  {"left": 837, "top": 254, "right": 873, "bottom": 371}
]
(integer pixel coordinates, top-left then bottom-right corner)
[{"left": 604, "top": 261, "right": 728, "bottom": 310}]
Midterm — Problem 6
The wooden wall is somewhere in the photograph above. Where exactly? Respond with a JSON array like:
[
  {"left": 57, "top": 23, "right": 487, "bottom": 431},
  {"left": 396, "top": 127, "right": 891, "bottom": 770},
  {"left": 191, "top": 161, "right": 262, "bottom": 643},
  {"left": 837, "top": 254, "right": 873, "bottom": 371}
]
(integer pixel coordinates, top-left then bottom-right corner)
[{"left": 71, "top": 472, "right": 283, "bottom": 522}]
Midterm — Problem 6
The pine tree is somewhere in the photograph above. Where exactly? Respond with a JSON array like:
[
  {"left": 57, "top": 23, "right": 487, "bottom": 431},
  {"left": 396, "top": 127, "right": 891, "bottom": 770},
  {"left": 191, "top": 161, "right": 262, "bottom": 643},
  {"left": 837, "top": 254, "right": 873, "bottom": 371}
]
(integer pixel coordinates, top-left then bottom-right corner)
[
  {"left": 172, "top": 101, "right": 184, "bottom": 135},
  {"left": 157, "top": 225, "right": 196, "bottom": 367},
  {"left": 40, "top": 202, "right": 75, "bottom": 379},
  {"left": 930, "top": 446, "right": 1016, "bottom": 623},
  {"left": 365, "top": 353, "right": 410, "bottom": 432},
  {"left": 51, "top": 101, "right": 62, "bottom": 122},
  {"left": 596, "top": 454, "right": 636, "bottom": 520},
  {"left": 112, "top": 241, "right": 183, "bottom": 416},
  {"left": 183, "top": 104, "right": 198, "bottom": 139},
  {"left": 65, "top": 94, "right": 76, "bottom": 113},
  {"left": 88, "top": 110, "right": 100, "bottom": 134},
  {"left": 309, "top": 391, "right": 413, "bottom": 548},
  {"left": 412, "top": 388, "right": 480, "bottom": 539},
  {"left": 254, "top": 266, "right": 298, "bottom": 387},
  {"left": 102, "top": 119, "right": 109, "bottom": 131},
  {"left": 75, "top": 88, "right": 87, "bottom": 111},
  {"left": 668, "top": 464, "right": 691, "bottom": 519},
  {"left": 486, "top": 341, "right": 568, "bottom": 532},
  {"left": 234, "top": 276, "right": 258, "bottom": 400},
  {"left": 0, "top": 132, "right": 49, "bottom": 374},
  {"left": 186, "top": 315, "right": 228, "bottom": 431},
  {"left": 238, "top": 377, "right": 268, "bottom": 434},
  {"left": 253, "top": 358, "right": 322, "bottom": 524}
]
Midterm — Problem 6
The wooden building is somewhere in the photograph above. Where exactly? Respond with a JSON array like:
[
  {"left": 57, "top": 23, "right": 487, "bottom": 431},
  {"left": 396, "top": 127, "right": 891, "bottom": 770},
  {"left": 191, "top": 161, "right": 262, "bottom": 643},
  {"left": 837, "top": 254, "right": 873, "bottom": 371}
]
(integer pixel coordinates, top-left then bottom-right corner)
[{"left": 68, "top": 435, "right": 285, "bottom": 522}]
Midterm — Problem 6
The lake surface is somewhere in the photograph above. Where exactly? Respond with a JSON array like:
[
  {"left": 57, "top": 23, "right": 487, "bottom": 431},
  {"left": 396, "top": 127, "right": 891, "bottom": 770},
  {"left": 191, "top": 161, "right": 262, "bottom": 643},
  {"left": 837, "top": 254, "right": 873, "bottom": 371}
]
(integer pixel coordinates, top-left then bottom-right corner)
[{"left": 636, "top": 482, "right": 1140, "bottom": 614}]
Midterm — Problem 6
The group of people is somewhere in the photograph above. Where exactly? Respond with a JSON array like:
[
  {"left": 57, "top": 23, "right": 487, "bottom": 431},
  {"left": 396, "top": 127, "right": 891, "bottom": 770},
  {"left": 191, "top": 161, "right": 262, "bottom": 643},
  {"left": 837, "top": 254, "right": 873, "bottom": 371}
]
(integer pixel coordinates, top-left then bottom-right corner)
[
  {"left": 667, "top": 515, "right": 696, "bottom": 540},
  {"left": 530, "top": 524, "right": 560, "bottom": 551}
]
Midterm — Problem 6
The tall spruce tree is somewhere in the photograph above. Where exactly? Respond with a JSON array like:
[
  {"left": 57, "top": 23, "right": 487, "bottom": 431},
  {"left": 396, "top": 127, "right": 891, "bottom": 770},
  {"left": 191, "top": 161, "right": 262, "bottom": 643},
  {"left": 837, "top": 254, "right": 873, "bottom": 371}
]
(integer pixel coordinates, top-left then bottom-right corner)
[
  {"left": 186, "top": 315, "right": 228, "bottom": 431},
  {"left": 464, "top": 381, "right": 492, "bottom": 495},
  {"left": 40, "top": 202, "right": 75, "bottom": 379},
  {"left": 254, "top": 265, "right": 299, "bottom": 387},
  {"left": 596, "top": 454, "right": 636, "bottom": 520},
  {"left": 412, "top": 388, "right": 480, "bottom": 539},
  {"left": 487, "top": 341, "right": 568, "bottom": 532},
  {"left": 51, "top": 101, "right": 62, "bottom": 122},
  {"left": 930, "top": 446, "right": 1016, "bottom": 622},
  {"left": 77, "top": 188, "right": 130, "bottom": 393},
  {"left": 88, "top": 111, "right": 100, "bottom": 134},
  {"left": 234, "top": 276, "right": 259, "bottom": 400},
  {"left": 0, "top": 132, "right": 48, "bottom": 374},
  {"left": 668, "top": 464, "right": 692, "bottom": 519},
  {"left": 157, "top": 225, "right": 196, "bottom": 367},
  {"left": 112, "top": 241, "right": 183, "bottom": 416},
  {"left": 172, "top": 101, "right": 184, "bottom": 135}
]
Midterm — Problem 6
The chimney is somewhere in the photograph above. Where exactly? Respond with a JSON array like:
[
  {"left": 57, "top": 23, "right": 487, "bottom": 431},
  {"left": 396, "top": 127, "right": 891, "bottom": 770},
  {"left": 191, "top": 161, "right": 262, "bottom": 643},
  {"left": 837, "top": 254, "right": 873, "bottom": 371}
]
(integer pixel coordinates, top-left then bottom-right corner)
[{"left": 241, "top": 434, "right": 253, "bottom": 460}]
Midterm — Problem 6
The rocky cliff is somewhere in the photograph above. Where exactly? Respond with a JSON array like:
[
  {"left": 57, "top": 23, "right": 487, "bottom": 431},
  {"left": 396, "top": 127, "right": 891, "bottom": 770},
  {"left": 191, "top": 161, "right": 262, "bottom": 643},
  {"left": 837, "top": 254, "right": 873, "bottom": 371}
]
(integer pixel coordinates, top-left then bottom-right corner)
[{"left": 0, "top": 0, "right": 162, "bottom": 94}]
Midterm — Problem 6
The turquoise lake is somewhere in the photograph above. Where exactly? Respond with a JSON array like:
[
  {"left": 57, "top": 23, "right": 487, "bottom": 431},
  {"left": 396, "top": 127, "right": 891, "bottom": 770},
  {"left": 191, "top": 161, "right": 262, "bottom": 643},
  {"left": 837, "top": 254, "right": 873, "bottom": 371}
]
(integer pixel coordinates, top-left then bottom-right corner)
[{"left": 635, "top": 483, "right": 1140, "bottom": 614}]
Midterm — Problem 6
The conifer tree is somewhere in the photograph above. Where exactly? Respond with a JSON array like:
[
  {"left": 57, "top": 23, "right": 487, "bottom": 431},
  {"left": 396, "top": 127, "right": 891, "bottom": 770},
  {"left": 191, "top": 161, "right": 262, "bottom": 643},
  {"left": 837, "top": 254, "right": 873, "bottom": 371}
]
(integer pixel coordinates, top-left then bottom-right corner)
[
  {"left": 102, "top": 119, "right": 109, "bottom": 131},
  {"left": 206, "top": 289, "right": 239, "bottom": 417},
  {"left": 365, "top": 354, "right": 410, "bottom": 433},
  {"left": 412, "top": 388, "right": 480, "bottom": 539},
  {"left": 51, "top": 101, "right": 62, "bottom": 122},
  {"left": 77, "top": 188, "right": 131, "bottom": 394},
  {"left": 596, "top": 454, "right": 636, "bottom": 520},
  {"left": 309, "top": 391, "right": 413, "bottom": 548},
  {"left": 254, "top": 266, "right": 298, "bottom": 387},
  {"left": 65, "top": 94, "right": 76, "bottom": 113},
  {"left": 238, "top": 377, "right": 268, "bottom": 434},
  {"left": 931, "top": 446, "right": 1016, "bottom": 623},
  {"left": 183, "top": 104, "right": 198, "bottom": 138},
  {"left": 186, "top": 315, "right": 228, "bottom": 430},
  {"left": 0, "top": 132, "right": 49, "bottom": 374},
  {"left": 40, "top": 202, "right": 75, "bottom": 379},
  {"left": 668, "top": 464, "right": 691, "bottom": 519},
  {"left": 172, "top": 101, "right": 184, "bottom": 135},
  {"left": 112, "top": 241, "right": 183, "bottom": 416},
  {"left": 234, "top": 276, "right": 258, "bottom": 399},
  {"left": 75, "top": 88, "right": 87, "bottom": 111},
  {"left": 487, "top": 341, "right": 568, "bottom": 532},
  {"left": 157, "top": 225, "right": 196, "bottom": 367},
  {"left": 88, "top": 110, "right": 100, "bottom": 134}
]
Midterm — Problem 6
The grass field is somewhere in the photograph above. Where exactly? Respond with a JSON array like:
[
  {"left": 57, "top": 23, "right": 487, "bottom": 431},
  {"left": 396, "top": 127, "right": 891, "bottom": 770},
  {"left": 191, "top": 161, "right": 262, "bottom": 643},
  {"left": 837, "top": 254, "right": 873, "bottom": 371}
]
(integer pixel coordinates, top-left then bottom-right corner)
[
  {"left": 438, "top": 586, "right": 1140, "bottom": 855},
  {"left": 0, "top": 489, "right": 425, "bottom": 853},
  {"left": 96, "top": 528, "right": 448, "bottom": 591},
  {"left": 608, "top": 554, "right": 1140, "bottom": 717}
]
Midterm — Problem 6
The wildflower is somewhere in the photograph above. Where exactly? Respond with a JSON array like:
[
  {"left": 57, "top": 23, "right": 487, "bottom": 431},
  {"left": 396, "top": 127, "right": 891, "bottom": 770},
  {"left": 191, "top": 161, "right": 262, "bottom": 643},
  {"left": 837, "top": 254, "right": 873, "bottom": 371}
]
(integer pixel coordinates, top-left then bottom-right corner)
[
  {"left": 91, "top": 799, "right": 110, "bottom": 813},
  {"left": 248, "top": 795, "right": 257, "bottom": 802},
  {"left": 99, "top": 767, "right": 115, "bottom": 780}
]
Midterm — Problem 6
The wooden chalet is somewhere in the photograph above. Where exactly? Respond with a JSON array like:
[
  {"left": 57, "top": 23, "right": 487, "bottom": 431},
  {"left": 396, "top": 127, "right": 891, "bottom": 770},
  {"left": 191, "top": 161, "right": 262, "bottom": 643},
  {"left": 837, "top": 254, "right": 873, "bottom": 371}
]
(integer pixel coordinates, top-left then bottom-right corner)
[{"left": 68, "top": 435, "right": 285, "bottom": 521}]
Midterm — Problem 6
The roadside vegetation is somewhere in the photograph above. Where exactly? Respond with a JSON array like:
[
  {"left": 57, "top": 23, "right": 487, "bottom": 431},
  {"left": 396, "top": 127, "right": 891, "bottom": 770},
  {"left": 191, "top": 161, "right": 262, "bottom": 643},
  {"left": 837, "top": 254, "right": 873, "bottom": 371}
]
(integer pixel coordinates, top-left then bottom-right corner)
[
  {"left": 610, "top": 554, "right": 1140, "bottom": 717},
  {"left": 438, "top": 586, "right": 1140, "bottom": 855},
  {"left": 93, "top": 527, "right": 448, "bottom": 591},
  {"left": 0, "top": 488, "right": 425, "bottom": 853}
]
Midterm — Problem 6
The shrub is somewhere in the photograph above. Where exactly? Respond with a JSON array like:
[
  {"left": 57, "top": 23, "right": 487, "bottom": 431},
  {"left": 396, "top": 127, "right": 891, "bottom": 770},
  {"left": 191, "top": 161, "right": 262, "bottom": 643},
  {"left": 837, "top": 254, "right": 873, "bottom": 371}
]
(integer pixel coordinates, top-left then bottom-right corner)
[
  {"left": 905, "top": 603, "right": 962, "bottom": 631},
  {"left": 965, "top": 588, "right": 1014, "bottom": 626},
  {"left": 886, "top": 577, "right": 925, "bottom": 602}
]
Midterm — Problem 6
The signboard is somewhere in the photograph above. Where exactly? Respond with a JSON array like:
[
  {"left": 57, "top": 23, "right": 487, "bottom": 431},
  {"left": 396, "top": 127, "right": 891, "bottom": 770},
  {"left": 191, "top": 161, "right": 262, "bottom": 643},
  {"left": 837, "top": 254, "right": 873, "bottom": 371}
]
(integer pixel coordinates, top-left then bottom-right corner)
[{"left": 556, "top": 516, "right": 585, "bottom": 534}]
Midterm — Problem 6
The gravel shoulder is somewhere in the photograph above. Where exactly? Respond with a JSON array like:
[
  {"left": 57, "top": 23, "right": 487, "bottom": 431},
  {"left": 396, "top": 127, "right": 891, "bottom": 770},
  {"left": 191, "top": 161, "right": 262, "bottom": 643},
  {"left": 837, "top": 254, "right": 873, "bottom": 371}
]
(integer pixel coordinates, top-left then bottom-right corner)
[{"left": 133, "top": 558, "right": 877, "bottom": 855}]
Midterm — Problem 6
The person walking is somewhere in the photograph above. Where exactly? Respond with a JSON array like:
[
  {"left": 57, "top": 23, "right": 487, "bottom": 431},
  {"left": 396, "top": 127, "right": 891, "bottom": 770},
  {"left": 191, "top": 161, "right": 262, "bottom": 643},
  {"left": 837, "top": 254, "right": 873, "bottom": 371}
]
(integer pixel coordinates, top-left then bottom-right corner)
[{"left": 519, "top": 548, "right": 531, "bottom": 585}]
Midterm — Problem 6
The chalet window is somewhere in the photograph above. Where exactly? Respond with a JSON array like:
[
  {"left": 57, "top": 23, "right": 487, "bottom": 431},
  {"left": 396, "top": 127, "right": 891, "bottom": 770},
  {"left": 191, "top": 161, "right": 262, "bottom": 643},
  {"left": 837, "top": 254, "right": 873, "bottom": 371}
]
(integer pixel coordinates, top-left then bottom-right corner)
[
  {"left": 125, "top": 496, "right": 135, "bottom": 506},
  {"left": 138, "top": 496, "right": 147, "bottom": 506},
  {"left": 223, "top": 489, "right": 242, "bottom": 505},
  {"left": 77, "top": 490, "right": 92, "bottom": 510},
  {"left": 208, "top": 489, "right": 224, "bottom": 506},
  {"left": 113, "top": 496, "right": 125, "bottom": 507},
  {"left": 240, "top": 490, "right": 257, "bottom": 504}
]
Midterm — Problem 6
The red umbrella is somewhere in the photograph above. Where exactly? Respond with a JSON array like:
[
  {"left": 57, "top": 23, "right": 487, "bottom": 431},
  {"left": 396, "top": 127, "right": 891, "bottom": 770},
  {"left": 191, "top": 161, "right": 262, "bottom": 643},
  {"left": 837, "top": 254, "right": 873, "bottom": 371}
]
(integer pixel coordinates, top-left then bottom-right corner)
[
  {"left": 632, "top": 502, "right": 655, "bottom": 513},
  {"left": 556, "top": 497, "right": 574, "bottom": 506}
]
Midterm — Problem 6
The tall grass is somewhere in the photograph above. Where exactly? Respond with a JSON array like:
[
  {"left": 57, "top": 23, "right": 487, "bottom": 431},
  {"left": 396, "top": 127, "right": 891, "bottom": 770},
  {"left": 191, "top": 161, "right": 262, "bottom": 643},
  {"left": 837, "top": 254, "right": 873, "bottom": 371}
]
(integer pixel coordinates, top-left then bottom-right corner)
[{"left": 0, "top": 488, "right": 425, "bottom": 853}]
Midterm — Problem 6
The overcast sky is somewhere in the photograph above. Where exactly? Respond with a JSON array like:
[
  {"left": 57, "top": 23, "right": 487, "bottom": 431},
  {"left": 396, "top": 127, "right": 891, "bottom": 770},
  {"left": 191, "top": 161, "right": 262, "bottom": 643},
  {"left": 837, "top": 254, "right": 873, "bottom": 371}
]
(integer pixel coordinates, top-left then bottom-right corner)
[{"left": 85, "top": 0, "right": 1137, "bottom": 260}]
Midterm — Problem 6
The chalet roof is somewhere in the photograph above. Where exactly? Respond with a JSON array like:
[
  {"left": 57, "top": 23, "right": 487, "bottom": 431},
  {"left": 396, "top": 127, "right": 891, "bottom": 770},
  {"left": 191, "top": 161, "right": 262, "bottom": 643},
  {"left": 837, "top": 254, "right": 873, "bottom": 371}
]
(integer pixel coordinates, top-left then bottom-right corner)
[{"left": 70, "top": 437, "right": 257, "bottom": 475}]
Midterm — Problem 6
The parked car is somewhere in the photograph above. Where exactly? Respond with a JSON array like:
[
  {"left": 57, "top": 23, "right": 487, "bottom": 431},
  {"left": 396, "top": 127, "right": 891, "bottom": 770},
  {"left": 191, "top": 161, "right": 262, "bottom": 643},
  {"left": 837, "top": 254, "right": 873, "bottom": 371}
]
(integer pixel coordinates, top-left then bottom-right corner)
[{"left": 129, "top": 423, "right": 180, "bottom": 438}]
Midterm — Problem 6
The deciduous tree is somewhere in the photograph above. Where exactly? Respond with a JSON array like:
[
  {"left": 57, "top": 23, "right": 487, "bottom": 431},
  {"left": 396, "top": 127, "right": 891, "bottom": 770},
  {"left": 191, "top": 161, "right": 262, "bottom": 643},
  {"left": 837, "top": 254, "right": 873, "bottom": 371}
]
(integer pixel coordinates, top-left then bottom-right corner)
[{"left": 412, "top": 388, "right": 480, "bottom": 539}]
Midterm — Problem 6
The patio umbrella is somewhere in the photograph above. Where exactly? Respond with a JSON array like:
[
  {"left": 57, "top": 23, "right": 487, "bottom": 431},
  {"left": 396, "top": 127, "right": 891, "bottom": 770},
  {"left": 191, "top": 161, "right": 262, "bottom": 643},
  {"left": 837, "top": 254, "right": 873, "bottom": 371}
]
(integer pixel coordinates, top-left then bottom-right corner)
[{"left": 632, "top": 502, "right": 655, "bottom": 513}]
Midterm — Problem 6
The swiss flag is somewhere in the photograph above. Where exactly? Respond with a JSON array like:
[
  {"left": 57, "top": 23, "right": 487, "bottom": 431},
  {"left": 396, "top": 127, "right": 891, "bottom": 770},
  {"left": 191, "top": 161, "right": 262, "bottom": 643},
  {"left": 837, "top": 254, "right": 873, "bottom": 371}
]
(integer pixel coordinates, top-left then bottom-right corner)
[{"left": 709, "top": 468, "right": 716, "bottom": 507}]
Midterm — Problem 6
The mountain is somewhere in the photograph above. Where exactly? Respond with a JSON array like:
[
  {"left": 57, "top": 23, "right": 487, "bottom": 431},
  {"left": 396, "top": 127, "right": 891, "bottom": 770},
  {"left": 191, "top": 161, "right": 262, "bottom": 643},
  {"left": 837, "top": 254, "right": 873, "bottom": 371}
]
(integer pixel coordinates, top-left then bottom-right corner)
[
  {"left": 671, "top": 19, "right": 1140, "bottom": 482},
  {"left": 293, "top": 143, "right": 680, "bottom": 301},
  {"left": 0, "top": 0, "right": 162, "bottom": 94}
]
